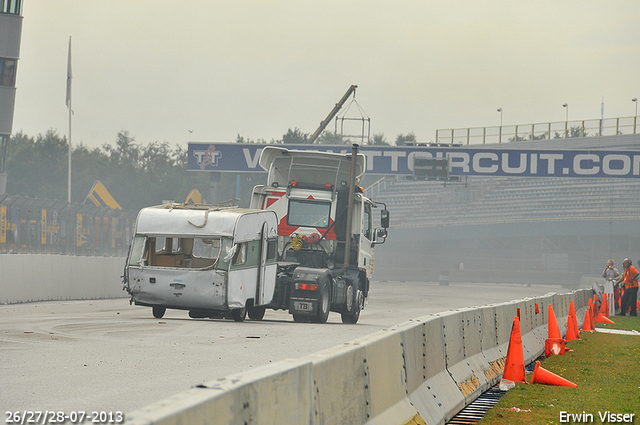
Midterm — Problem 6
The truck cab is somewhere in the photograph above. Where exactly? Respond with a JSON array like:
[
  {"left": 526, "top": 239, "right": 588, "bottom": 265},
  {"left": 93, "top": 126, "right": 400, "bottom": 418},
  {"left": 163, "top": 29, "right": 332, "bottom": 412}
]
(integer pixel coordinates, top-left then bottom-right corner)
[{"left": 250, "top": 146, "right": 389, "bottom": 323}]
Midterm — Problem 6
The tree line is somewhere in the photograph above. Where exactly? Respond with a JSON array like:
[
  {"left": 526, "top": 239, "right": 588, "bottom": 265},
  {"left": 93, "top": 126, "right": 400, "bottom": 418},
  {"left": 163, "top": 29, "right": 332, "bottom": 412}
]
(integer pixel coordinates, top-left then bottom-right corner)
[
  {"left": 235, "top": 128, "right": 416, "bottom": 146},
  {"left": 6, "top": 129, "right": 417, "bottom": 210},
  {"left": 6, "top": 130, "right": 211, "bottom": 210}
]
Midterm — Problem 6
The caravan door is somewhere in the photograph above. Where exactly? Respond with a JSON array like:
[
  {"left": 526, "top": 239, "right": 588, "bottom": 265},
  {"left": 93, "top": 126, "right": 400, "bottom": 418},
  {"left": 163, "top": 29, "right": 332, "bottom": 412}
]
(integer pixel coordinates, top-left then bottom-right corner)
[
  {"left": 227, "top": 211, "right": 277, "bottom": 310},
  {"left": 256, "top": 222, "right": 277, "bottom": 306}
]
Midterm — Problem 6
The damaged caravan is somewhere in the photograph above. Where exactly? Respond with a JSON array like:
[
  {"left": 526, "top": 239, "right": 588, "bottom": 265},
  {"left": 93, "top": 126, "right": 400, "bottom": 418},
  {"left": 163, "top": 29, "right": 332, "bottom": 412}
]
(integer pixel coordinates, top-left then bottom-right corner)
[{"left": 124, "top": 205, "right": 278, "bottom": 321}]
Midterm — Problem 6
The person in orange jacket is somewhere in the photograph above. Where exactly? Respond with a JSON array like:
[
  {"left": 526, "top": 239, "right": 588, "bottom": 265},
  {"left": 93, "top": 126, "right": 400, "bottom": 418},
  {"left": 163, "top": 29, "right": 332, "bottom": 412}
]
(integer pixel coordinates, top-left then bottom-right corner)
[{"left": 616, "top": 258, "right": 639, "bottom": 316}]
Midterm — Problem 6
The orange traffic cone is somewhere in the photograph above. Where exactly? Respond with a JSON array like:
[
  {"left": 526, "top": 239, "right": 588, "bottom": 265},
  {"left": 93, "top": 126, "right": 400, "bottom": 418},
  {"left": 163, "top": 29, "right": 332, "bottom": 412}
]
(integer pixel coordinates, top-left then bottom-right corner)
[
  {"left": 501, "top": 316, "right": 526, "bottom": 384},
  {"left": 596, "top": 292, "right": 613, "bottom": 323},
  {"left": 601, "top": 293, "right": 610, "bottom": 317},
  {"left": 596, "top": 314, "right": 614, "bottom": 324},
  {"left": 596, "top": 293, "right": 611, "bottom": 324},
  {"left": 547, "top": 305, "right": 562, "bottom": 340},
  {"left": 565, "top": 314, "right": 578, "bottom": 342},
  {"left": 545, "top": 338, "right": 566, "bottom": 356},
  {"left": 530, "top": 361, "right": 577, "bottom": 387},
  {"left": 582, "top": 308, "right": 593, "bottom": 332},
  {"left": 569, "top": 301, "right": 580, "bottom": 339}
]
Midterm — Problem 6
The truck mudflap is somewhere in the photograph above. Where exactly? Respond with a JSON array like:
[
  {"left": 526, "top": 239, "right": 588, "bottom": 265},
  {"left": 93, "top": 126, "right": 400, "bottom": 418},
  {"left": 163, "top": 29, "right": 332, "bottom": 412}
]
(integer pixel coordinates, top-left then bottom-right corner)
[
  {"left": 288, "top": 267, "right": 332, "bottom": 323},
  {"left": 267, "top": 265, "right": 296, "bottom": 310}
]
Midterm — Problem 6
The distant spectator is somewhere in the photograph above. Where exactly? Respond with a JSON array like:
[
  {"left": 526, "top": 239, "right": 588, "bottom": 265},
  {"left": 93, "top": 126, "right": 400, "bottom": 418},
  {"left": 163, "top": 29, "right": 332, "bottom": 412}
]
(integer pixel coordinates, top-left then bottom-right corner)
[
  {"left": 602, "top": 259, "right": 619, "bottom": 315},
  {"left": 616, "top": 258, "right": 638, "bottom": 316},
  {"left": 602, "top": 259, "right": 619, "bottom": 281}
]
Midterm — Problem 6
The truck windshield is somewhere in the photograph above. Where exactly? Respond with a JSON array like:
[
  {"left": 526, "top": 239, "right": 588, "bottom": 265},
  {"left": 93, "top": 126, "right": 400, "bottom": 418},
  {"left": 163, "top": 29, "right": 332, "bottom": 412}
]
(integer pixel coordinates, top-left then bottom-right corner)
[{"left": 287, "top": 199, "right": 331, "bottom": 228}]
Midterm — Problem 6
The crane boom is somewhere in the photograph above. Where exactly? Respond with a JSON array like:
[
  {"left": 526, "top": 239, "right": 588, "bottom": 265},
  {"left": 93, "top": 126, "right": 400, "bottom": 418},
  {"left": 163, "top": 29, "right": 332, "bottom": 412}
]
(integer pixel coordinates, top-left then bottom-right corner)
[{"left": 308, "top": 85, "right": 357, "bottom": 144}]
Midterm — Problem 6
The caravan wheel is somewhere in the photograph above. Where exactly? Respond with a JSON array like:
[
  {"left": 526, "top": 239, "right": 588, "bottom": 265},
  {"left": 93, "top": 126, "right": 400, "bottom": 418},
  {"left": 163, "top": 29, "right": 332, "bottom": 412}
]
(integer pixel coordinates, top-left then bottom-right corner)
[
  {"left": 152, "top": 306, "right": 166, "bottom": 319},
  {"left": 248, "top": 306, "right": 266, "bottom": 321},
  {"left": 231, "top": 307, "right": 247, "bottom": 322}
]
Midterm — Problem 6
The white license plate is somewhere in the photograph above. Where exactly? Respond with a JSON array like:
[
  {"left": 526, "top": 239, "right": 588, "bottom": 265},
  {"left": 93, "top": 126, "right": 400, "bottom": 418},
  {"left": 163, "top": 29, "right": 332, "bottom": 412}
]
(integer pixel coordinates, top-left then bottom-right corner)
[{"left": 294, "top": 301, "right": 313, "bottom": 312}]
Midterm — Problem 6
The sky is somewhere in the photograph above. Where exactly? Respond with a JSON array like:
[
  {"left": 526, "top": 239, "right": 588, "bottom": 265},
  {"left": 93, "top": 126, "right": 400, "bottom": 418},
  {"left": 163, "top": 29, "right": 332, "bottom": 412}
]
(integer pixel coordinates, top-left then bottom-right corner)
[{"left": 11, "top": 0, "right": 640, "bottom": 150}]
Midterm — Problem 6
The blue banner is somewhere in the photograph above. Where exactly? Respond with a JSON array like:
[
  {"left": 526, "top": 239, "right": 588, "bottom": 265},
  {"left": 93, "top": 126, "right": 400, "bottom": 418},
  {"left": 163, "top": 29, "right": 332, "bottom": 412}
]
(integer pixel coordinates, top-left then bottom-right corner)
[{"left": 188, "top": 143, "right": 640, "bottom": 178}]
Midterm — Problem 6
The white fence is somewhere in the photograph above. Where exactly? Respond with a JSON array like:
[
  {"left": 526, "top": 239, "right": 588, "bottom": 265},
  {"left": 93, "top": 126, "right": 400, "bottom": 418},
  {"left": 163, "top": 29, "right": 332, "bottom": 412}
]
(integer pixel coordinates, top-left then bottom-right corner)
[
  {"left": 436, "top": 116, "right": 639, "bottom": 145},
  {"left": 0, "top": 254, "right": 126, "bottom": 304}
]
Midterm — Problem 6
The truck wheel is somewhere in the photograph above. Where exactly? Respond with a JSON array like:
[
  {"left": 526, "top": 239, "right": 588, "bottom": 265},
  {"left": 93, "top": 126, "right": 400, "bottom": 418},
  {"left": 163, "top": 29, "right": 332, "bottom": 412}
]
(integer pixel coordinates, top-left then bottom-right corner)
[
  {"left": 341, "top": 308, "right": 360, "bottom": 324},
  {"left": 314, "top": 284, "right": 330, "bottom": 323},
  {"left": 341, "top": 290, "right": 362, "bottom": 324},
  {"left": 152, "top": 306, "right": 166, "bottom": 319},
  {"left": 232, "top": 307, "right": 247, "bottom": 322},
  {"left": 344, "top": 284, "right": 355, "bottom": 313},
  {"left": 248, "top": 306, "right": 266, "bottom": 321}
]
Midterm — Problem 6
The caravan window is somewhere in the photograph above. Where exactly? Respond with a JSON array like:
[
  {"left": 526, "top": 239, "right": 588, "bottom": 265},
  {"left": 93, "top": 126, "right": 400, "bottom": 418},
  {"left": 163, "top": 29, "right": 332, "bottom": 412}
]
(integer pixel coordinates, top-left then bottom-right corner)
[
  {"left": 232, "top": 243, "right": 247, "bottom": 265},
  {"left": 156, "top": 237, "right": 180, "bottom": 254},
  {"left": 267, "top": 239, "right": 277, "bottom": 260},
  {"left": 143, "top": 236, "right": 221, "bottom": 269},
  {"left": 128, "top": 235, "right": 146, "bottom": 266},
  {"left": 193, "top": 237, "right": 221, "bottom": 260}
]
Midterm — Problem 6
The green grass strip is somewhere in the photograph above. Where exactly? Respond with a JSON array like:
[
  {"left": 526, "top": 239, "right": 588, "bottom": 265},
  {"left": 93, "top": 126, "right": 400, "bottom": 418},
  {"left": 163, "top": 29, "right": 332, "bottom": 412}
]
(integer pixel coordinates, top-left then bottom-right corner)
[{"left": 479, "top": 316, "right": 640, "bottom": 424}]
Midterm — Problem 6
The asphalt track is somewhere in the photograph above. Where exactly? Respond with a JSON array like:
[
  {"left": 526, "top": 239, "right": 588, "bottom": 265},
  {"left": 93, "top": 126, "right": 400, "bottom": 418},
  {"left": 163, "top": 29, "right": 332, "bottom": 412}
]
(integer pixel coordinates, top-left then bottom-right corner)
[{"left": 0, "top": 280, "right": 573, "bottom": 415}]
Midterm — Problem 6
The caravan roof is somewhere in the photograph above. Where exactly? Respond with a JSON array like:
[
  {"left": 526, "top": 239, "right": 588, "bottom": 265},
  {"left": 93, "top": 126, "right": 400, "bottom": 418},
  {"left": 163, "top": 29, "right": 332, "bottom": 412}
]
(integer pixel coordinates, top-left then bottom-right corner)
[{"left": 134, "top": 205, "right": 277, "bottom": 243}]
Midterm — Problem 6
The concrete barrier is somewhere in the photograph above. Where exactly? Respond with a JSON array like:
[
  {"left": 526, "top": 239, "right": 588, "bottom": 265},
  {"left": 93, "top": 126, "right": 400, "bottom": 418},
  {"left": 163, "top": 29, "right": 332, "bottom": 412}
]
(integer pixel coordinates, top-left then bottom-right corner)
[
  {"left": 125, "top": 288, "right": 592, "bottom": 425},
  {"left": 308, "top": 342, "right": 370, "bottom": 424},
  {"left": 407, "top": 316, "right": 464, "bottom": 425},
  {"left": 441, "top": 308, "right": 491, "bottom": 405},
  {"left": 0, "top": 254, "right": 126, "bottom": 304},
  {"left": 126, "top": 359, "right": 313, "bottom": 425}
]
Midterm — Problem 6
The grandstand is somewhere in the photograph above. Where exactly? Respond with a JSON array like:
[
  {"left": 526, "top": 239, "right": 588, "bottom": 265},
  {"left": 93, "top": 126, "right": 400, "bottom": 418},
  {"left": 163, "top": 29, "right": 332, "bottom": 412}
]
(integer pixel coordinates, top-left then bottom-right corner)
[
  {"left": 378, "top": 176, "right": 640, "bottom": 227},
  {"left": 372, "top": 134, "right": 640, "bottom": 286}
]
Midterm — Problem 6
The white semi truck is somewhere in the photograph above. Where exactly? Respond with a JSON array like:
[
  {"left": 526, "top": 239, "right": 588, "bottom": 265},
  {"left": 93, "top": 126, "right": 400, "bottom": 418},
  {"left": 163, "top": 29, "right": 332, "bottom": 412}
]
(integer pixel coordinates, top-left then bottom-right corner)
[{"left": 124, "top": 145, "right": 388, "bottom": 324}]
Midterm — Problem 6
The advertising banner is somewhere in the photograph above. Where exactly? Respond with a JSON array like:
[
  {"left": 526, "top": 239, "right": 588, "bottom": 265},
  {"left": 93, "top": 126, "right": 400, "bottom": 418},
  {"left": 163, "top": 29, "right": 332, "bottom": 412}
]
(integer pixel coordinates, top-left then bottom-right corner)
[{"left": 188, "top": 143, "right": 640, "bottom": 178}]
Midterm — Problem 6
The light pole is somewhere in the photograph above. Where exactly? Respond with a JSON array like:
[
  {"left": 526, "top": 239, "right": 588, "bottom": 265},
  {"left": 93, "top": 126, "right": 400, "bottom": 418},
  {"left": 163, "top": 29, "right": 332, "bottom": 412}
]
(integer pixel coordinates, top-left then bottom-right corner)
[
  {"left": 562, "top": 103, "right": 568, "bottom": 138},
  {"left": 633, "top": 98, "right": 638, "bottom": 134},
  {"left": 497, "top": 108, "right": 503, "bottom": 143}
]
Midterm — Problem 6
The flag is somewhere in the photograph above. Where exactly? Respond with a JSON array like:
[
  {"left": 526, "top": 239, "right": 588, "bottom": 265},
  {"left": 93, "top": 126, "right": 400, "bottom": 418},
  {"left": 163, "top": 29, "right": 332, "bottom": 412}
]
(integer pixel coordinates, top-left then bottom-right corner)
[{"left": 66, "top": 36, "right": 72, "bottom": 108}]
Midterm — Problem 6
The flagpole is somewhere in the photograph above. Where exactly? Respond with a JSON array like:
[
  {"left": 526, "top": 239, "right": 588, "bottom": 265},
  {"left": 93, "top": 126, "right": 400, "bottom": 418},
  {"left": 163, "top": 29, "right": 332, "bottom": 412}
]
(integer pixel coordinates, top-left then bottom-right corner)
[
  {"left": 66, "top": 36, "right": 72, "bottom": 203},
  {"left": 68, "top": 89, "right": 72, "bottom": 203}
]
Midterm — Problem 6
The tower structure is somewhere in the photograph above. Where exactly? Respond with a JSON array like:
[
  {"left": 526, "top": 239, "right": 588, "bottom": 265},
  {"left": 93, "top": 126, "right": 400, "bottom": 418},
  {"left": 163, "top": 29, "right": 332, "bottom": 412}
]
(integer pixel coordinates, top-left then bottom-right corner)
[{"left": 0, "top": 0, "right": 23, "bottom": 194}]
